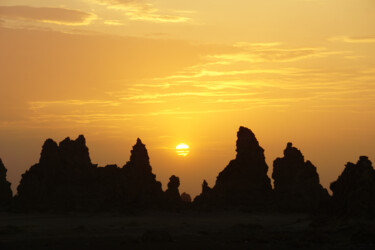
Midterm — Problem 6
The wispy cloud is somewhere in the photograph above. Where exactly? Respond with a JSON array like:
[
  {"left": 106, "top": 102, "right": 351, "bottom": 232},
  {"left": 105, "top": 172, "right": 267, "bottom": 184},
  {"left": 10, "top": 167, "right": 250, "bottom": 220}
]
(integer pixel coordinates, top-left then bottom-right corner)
[
  {"left": 28, "top": 100, "right": 121, "bottom": 112},
  {"left": 329, "top": 36, "right": 375, "bottom": 44},
  {"left": 93, "top": 0, "right": 191, "bottom": 23},
  {"left": 0, "top": 6, "right": 96, "bottom": 25},
  {"left": 208, "top": 46, "right": 348, "bottom": 64},
  {"left": 103, "top": 19, "right": 123, "bottom": 25}
]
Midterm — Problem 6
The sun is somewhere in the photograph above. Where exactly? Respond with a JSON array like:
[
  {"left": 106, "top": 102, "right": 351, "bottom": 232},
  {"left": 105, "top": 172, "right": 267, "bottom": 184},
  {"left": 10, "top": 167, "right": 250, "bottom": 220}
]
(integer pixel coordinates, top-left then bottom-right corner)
[{"left": 176, "top": 143, "right": 189, "bottom": 157}]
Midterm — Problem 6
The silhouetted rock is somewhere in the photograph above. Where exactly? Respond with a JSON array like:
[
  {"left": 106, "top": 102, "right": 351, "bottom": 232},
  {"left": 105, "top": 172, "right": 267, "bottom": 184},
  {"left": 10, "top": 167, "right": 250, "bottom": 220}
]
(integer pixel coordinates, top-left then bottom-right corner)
[
  {"left": 193, "top": 180, "right": 212, "bottom": 205},
  {"left": 15, "top": 135, "right": 97, "bottom": 211},
  {"left": 0, "top": 158, "right": 12, "bottom": 209},
  {"left": 15, "top": 136, "right": 167, "bottom": 212},
  {"left": 121, "top": 138, "right": 164, "bottom": 208},
  {"left": 195, "top": 126, "right": 272, "bottom": 209},
  {"left": 181, "top": 192, "right": 192, "bottom": 203},
  {"left": 272, "top": 143, "right": 329, "bottom": 212},
  {"left": 164, "top": 175, "right": 182, "bottom": 207},
  {"left": 329, "top": 156, "right": 375, "bottom": 218}
]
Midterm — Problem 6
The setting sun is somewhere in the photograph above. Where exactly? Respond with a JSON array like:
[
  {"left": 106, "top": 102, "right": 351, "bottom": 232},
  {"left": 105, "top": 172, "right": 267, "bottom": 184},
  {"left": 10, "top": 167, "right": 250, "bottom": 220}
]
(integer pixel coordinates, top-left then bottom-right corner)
[{"left": 176, "top": 143, "right": 189, "bottom": 157}]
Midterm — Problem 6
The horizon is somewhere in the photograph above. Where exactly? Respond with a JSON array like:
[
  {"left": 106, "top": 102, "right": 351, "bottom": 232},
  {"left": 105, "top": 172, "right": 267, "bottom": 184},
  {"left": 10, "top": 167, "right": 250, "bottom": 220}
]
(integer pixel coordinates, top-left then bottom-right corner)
[
  {"left": 1, "top": 126, "right": 374, "bottom": 198},
  {"left": 1, "top": 0, "right": 375, "bottom": 198}
]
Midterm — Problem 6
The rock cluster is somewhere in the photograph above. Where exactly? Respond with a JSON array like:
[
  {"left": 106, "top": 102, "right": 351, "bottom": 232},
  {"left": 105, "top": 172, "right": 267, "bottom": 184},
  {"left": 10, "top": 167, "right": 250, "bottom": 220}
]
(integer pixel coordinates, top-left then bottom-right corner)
[
  {"left": 15, "top": 136, "right": 165, "bottom": 212},
  {"left": 272, "top": 143, "right": 329, "bottom": 212},
  {"left": 196, "top": 126, "right": 272, "bottom": 208},
  {"left": 15, "top": 135, "right": 96, "bottom": 211},
  {"left": 0, "top": 159, "right": 13, "bottom": 209},
  {"left": 330, "top": 156, "right": 375, "bottom": 218},
  {"left": 7, "top": 127, "right": 375, "bottom": 216}
]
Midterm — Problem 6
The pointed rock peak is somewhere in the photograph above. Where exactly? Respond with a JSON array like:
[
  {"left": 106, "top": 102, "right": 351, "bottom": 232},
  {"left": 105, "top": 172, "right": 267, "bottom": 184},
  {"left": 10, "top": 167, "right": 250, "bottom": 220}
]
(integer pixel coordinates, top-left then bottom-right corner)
[
  {"left": 130, "top": 138, "right": 150, "bottom": 165},
  {"left": 40, "top": 139, "right": 59, "bottom": 162},
  {"left": 202, "top": 179, "right": 211, "bottom": 194},
  {"left": 236, "top": 126, "right": 263, "bottom": 158},
  {"left": 58, "top": 135, "right": 89, "bottom": 151},
  {"left": 136, "top": 138, "right": 143, "bottom": 145},
  {"left": 59, "top": 137, "right": 72, "bottom": 147},
  {"left": 202, "top": 179, "right": 208, "bottom": 188},
  {"left": 283, "top": 142, "right": 304, "bottom": 162},
  {"left": 76, "top": 134, "right": 86, "bottom": 145}
]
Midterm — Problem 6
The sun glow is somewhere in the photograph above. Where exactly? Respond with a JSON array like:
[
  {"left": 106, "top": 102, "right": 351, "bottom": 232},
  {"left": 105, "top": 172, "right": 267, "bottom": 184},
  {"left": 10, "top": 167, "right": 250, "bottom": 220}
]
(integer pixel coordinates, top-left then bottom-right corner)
[{"left": 176, "top": 143, "right": 189, "bottom": 157}]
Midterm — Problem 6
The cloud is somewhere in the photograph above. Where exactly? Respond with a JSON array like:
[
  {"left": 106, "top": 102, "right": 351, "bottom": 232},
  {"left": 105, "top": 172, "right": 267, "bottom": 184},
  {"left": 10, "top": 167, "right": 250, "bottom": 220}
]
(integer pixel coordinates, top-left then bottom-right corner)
[
  {"left": 103, "top": 19, "right": 123, "bottom": 25},
  {"left": 0, "top": 5, "right": 96, "bottom": 25},
  {"left": 93, "top": 0, "right": 191, "bottom": 23},
  {"left": 208, "top": 46, "right": 348, "bottom": 64},
  {"left": 329, "top": 36, "right": 375, "bottom": 44}
]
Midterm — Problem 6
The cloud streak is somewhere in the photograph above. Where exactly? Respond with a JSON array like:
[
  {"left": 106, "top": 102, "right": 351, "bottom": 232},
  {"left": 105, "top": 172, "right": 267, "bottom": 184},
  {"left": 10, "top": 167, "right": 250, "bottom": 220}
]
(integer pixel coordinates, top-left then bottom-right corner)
[
  {"left": 94, "top": 0, "right": 191, "bottom": 23},
  {"left": 0, "top": 5, "right": 96, "bottom": 25},
  {"left": 329, "top": 36, "right": 375, "bottom": 44}
]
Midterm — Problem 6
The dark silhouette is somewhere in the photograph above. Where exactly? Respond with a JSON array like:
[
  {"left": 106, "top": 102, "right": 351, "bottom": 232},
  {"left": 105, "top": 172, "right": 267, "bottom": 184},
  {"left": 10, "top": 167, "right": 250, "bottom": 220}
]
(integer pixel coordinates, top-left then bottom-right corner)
[
  {"left": 180, "top": 192, "right": 192, "bottom": 203},
  {"left": 119, "top": 138, "right": 164, "bottom": 208},
  {"left": 164, "top": 175, "right": 182, "bottom": 208},
  {"left": 0, "top": 158, "right": 13, "bottom": 209},
  {"left": 8, "top": 127, "right": 374, "bottom": 217},
  {"left": 1, "top": 127, "right": 375, "bottom": 249},
  {"left": 272, "top": 143, "right": 329, "bottom": 212},
  {"left": 14, "top": 136, "right": 166, "bottom": 212},
  {"left": 329, "top": 156, "right": 375, "bottom": 218},
  {"left": 194, "top": 126, "right": 272, "bottom": 209},
  {"left": 193, "top": 179, "right": 212, "bottom": 205},
  {"left": 15, "top": 135, "right": 97, "bottom": 211}
]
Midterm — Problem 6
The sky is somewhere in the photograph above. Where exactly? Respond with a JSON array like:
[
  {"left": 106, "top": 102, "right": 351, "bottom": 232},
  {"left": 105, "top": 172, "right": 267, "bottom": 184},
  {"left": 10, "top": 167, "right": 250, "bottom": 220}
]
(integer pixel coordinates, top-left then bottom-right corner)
[{"left": 0, "top": 0, "right": 374, "bottom": 197}]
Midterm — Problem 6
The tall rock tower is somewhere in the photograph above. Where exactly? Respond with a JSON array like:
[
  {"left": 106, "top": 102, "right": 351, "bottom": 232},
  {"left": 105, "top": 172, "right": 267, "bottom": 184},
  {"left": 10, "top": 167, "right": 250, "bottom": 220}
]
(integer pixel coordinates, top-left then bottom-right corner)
[{"left": 196, "top": 126, "right": 272, "bottom": 208}]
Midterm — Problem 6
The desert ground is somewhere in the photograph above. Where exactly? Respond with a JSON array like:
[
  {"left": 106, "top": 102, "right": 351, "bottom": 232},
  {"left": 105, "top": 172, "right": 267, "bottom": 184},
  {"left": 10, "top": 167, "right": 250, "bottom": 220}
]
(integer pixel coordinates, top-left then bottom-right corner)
[{"left": 1, "top": 211, "right": 374, "bottom": 249}]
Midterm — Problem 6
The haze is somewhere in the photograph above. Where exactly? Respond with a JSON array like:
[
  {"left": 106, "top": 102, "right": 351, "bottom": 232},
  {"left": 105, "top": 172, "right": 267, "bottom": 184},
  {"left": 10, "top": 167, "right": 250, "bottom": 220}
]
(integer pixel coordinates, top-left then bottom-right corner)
[{"left": 0, "top": 0, "right": 374, "bottom": 197}]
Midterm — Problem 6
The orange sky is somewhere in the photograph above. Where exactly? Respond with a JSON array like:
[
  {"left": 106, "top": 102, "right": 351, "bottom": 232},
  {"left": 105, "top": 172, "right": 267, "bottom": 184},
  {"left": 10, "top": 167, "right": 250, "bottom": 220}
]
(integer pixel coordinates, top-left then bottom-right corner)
[{"left": 0, "top": 0, "right": 374, "bottom": 197}]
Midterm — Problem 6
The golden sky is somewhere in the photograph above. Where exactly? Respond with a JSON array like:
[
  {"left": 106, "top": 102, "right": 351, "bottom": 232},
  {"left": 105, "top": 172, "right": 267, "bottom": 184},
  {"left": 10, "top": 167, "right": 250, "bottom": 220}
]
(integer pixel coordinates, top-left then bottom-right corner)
[{"left": 0, "top": 0, "right": 374, "bottom": 196}]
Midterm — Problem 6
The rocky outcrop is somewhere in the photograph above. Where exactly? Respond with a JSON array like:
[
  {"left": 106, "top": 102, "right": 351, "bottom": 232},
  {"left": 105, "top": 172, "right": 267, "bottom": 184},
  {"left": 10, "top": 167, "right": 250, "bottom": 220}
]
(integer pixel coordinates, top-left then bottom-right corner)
[
  {"left": 15, "top": 136, "right": 165, "bottom": 212},
  {"left": 195, "top": 127, "right": 272, "bottom": 208},
  {"left": 120, "top": 138, "right": 164, "bottom": 208},
  {"left": 164, "top": 175, "right": 182, "bottom": 207},
  {"left": 0, "top": 158, "right": 13, "bottom": 209},
  {"left": 193, "top": 180, "right": 213, "bottom": 205},
  {"left": 272, "top": 143, "right": 329, "bottom": 212},
  {"left": 181, "top": 192, "right": 192, "bottom": 203},
  {"left": 330, "top": 156, "right": 375, "bottom": 218},
  {"left": 15, "top": 135, "right": 97, "bottom": 211}
]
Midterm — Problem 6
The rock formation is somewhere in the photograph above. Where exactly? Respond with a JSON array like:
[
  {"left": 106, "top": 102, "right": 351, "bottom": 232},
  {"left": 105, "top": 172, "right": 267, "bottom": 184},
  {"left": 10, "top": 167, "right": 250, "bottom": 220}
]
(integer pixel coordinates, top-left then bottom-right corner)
[
  {"left": 15, "top": 135, "right": 97, "bottom": 211},
  {"left": 330, "top": 156, "right": 375, "bottom": 218},
  {"left": 193, "top": 180, "right": 213, "bottom": 205},
  {"left": 164, "top": 175, "right": 182, "bottom": 207},
  {"left": 272, "top": 143, "right": 329, "bottom": 212},
  {"left": 181, "top": 192, "right": 192, "bottom": 203},
  {"left": 0, "top": 158, "right": 13, "bottom": 209},
  {"left": 120, "top": 138, "right": 164, "bottom": 208},
  {"left": 195, "top": 126, "right": 272, "bottom": 208},
  {"left": 15, "top": 136, "right": 165, "bottom": 212}
]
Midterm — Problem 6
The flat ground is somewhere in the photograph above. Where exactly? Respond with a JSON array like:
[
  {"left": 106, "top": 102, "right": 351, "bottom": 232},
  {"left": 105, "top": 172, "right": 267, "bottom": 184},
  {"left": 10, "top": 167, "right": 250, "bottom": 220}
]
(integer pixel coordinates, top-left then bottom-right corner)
[{"left": 0, "top": 211, "right": 374, "bottom": 249}]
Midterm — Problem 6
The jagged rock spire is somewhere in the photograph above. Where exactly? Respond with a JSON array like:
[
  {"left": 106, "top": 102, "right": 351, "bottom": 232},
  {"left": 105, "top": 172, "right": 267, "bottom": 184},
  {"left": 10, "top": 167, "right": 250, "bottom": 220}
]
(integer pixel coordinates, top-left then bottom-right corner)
[
  {"left": 272, "top": 143, "right": 329, "bottom": 212},
  {"left": 196, "top": 126, "right": 272, "bottom": 208},
  {"left": 330, "top": 156, "right": 375, "bottom": 218},
  {"left": 129, "top": 138, "right": 150, "bottom": 167}
]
